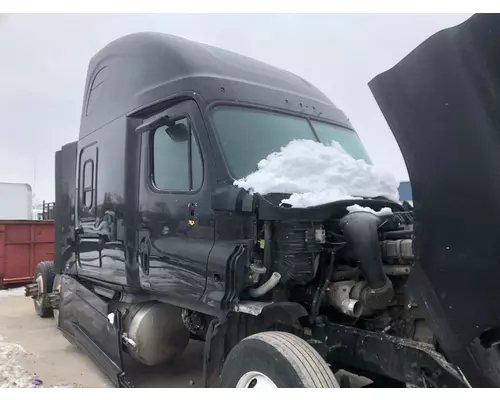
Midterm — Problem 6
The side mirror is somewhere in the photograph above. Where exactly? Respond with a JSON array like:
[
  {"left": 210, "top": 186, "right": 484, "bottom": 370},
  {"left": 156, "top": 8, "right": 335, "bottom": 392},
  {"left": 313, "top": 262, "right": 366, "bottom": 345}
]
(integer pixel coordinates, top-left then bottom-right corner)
[{"left": 165, "top": 123, "right": 189, "bottom": 142}]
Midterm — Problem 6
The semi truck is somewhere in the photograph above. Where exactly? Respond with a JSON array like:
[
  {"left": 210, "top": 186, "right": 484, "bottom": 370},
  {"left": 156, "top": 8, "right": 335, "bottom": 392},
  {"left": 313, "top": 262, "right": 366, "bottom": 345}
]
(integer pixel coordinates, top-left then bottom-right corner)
[{"left": 24, "top": 13, "right": 500, "bottom": 388}]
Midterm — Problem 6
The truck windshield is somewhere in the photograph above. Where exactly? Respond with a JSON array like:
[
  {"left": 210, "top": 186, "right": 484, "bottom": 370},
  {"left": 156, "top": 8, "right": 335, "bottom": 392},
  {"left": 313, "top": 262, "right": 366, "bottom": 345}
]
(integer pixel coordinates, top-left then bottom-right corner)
[{"left": 212, "top": 106, "right": 372, "bottom": 179}]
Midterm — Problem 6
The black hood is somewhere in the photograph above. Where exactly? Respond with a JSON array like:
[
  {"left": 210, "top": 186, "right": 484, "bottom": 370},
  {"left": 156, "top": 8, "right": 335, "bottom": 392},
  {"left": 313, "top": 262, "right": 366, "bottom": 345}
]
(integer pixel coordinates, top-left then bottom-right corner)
[{"left": 369, "top": 13, "right": 500, "bottom": 387}]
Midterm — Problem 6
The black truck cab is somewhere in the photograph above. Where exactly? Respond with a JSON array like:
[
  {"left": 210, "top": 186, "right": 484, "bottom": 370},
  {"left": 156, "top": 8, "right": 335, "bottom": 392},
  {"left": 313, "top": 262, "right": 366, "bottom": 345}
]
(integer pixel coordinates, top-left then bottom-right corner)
[{"left": 59, "top": 32, "right": 367, "bottom": 312}]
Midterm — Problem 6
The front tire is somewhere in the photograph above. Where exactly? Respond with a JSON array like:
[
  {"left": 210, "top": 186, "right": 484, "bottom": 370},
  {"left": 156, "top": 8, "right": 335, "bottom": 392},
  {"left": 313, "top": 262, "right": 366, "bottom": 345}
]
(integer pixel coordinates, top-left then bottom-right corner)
[
  {"left": 33, "top": 261, "right": 55, "bottom": 318},
  {"left": 220, "top": 331, "right": 339, "bottom": 388}
]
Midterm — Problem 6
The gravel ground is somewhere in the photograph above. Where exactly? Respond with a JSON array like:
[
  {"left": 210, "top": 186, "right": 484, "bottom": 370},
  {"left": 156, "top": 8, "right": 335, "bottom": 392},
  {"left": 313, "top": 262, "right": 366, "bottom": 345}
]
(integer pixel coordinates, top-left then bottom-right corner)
[
  {"left": 0, "top": 335, "right": 36, "bottom": 388},
  {"left": 0, "top": 285, "right": 365, "bottom": 388},
  {"left": 0, "top": 287, "right": 43, "bottom": 388},
  {"left": 0, "top": 286, "right": 25, "bottom": 298},
  {"left": 0, "top": 287, "right": 203, "bottom": 388}
]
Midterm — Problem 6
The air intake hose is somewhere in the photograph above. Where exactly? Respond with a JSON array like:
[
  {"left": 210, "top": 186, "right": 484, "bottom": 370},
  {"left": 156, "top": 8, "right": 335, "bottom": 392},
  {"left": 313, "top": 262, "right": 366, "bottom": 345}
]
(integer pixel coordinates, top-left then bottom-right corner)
[{"left": 340, "top": 211, "right": 394, "bottom": 310}]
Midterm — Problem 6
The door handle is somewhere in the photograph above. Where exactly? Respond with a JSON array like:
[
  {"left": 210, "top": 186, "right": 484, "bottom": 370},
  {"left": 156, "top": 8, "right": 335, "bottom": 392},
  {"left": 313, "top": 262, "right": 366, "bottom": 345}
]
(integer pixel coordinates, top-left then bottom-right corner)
[
  {"left": 140, "top": 251, "right": 150, "bottom": 275},
  {"left": 139, "top": 238, "right": 151, "bottom": 275},
  {"left": 188, "top": 202, "right": 197, "bottom": 217},
  {"left": 75, "top": 226, "right": 84, "bottom": 237}
]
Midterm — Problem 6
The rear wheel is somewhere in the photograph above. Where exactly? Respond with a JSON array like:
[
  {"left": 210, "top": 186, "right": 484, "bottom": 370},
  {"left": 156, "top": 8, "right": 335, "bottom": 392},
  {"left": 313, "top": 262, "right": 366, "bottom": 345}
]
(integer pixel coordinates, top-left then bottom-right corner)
[
  {"left": 220, "top": 331, "right": 339, "bottom": 388},
  {"left": 33, "top": 261, "right": 55, "bottom": 318}
]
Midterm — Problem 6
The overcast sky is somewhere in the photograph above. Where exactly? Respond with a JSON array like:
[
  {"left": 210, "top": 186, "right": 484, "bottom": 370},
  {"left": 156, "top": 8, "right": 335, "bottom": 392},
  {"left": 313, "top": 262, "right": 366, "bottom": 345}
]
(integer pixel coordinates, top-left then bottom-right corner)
[{"left": 0, "top": 13, "right": 471, "bottom": 201}]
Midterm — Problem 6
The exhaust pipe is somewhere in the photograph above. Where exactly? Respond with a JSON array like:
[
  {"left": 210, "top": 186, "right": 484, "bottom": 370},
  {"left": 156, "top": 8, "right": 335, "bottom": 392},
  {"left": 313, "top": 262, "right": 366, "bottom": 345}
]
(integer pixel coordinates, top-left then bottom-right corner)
[{"left": 340, "top": 211, "right": 394, "bottom": 310}]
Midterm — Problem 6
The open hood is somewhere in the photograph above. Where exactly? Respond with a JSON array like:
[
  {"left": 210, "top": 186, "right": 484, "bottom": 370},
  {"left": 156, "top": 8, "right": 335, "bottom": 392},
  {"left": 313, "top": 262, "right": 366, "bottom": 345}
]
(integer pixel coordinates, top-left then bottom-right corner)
[{"left": 369, "top": 14, "right": 500, "bottom": 387}]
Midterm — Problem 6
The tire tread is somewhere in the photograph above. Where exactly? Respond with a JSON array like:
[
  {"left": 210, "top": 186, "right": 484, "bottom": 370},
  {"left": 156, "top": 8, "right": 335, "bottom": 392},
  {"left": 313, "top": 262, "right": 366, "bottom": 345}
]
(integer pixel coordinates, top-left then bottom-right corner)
[
  {"left": 33, "top": 261, "right": 56, "bottom": 318},
  {"left": 243, "top": 331, "right": 339, "bottom": 388}
]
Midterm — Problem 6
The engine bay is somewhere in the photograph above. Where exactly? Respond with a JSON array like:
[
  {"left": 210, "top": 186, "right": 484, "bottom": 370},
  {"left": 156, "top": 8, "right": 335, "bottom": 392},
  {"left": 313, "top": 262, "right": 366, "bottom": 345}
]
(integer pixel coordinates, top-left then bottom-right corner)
[{"left": 246, "top": 200, "right": 435, "bottom": 349}]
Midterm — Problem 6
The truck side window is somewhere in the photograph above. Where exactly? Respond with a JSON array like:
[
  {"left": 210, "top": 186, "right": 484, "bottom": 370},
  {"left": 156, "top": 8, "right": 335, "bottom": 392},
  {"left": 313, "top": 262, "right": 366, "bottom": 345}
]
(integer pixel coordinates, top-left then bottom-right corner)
[
  {"left": 82, "top": 159, "right": 94, "bottom": 207},
  {"left": 152, "top": 117, "right": 202, "bottom": 191}
]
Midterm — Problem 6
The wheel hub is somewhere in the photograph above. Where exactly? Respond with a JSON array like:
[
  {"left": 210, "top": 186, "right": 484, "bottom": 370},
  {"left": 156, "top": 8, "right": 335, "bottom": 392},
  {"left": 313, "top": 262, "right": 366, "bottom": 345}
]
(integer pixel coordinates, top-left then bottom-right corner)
[
  {"left": 34, "top": 275, "right": 44, "bottom": 305},
  {"left": 236, "top": 371, "right": 278, "bottom": 388}
]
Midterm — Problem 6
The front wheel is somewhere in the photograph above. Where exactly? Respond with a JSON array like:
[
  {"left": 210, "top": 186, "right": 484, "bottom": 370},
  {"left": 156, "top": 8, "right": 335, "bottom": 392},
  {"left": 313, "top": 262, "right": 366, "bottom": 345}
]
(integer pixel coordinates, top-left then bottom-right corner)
[{"left": 220, "top": 331, "right": 339, "bottom": 388}]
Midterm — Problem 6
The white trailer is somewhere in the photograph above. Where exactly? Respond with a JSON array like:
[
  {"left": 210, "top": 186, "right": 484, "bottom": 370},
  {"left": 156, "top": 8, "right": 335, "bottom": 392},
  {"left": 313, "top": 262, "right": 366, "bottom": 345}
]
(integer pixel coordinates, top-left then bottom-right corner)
[{"left": 0, "top": 182, "right": 33, "bottom": 220}]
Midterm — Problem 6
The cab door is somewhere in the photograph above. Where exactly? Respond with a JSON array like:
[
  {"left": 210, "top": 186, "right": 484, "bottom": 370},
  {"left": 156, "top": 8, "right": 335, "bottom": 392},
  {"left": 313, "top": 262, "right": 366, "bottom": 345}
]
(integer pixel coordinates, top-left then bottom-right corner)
[{"left": 137, "top": 99, "right": 214, "bottom": 301}]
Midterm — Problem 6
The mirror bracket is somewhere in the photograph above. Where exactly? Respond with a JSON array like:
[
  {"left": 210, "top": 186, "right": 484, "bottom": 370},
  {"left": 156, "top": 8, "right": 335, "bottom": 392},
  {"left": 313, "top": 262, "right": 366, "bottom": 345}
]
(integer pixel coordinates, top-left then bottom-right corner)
[{"left": 135, "top": 114, "right": 172, "bottom": 134}]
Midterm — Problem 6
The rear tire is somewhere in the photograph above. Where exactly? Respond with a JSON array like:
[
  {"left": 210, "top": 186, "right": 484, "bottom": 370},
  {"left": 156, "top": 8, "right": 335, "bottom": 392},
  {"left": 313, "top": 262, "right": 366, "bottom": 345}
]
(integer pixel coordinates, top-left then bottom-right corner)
[
  {"left": 220, "top": 331, "right": 339, "bottom": 388},
  {"left": 33, "top": 261, "right": 55, "bottom": 318}
]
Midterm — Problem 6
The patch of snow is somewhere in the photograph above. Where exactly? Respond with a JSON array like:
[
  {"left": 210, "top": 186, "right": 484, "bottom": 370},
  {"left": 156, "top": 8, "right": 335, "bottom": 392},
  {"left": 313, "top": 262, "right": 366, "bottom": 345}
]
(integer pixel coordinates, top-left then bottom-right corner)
[
  {"left": 234, "top": 140, "right": 399, "bottom": 208},
  {"left": 284, "top": 189, "right": 356, "bottom": 209},
  {"left": 0, "top": 287, "right": 25, "bottom": 298},
  {"left": 346, "top": 204, "right": 394, "bottom": 216},
  {"left": 0, "top": 336, "right": 35, "bottom": 388}
]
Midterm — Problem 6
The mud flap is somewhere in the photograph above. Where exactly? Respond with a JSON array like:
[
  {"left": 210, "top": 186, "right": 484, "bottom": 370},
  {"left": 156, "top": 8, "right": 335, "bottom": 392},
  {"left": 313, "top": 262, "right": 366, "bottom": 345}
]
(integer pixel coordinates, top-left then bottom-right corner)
[{"left": 58, "top": 275, "right": 132, "bottom": 387}]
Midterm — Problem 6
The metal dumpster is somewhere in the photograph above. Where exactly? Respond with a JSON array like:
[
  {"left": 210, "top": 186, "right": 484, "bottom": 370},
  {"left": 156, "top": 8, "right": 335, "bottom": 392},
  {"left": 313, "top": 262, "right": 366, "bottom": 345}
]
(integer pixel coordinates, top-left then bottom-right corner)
[{"left": 0, "top": 220, "right": 54, "bottom": 288}]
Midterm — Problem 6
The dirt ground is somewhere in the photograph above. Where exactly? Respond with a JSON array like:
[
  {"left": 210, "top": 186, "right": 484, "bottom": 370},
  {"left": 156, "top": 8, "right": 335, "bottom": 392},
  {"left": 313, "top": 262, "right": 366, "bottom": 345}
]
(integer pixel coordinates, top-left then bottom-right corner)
[
  {"left": 0, "top": 286, "right": 366, "bottom": 388},
  {"left": 0, "top": 287, "right": 204, "bottom": 388}
]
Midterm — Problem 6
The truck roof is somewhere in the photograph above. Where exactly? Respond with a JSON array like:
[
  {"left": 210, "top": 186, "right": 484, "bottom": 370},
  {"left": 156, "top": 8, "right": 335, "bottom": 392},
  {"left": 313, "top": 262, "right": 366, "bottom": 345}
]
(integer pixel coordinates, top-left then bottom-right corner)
[{"left": 79, "top": 32, "right": 351, "bottom": 138}]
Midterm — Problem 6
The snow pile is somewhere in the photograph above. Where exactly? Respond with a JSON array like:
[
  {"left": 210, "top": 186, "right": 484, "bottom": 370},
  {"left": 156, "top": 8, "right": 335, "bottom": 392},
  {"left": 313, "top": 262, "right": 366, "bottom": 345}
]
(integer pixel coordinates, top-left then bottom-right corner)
[
  {"left": 346, "top": 204, "right": 393, "bottom": 216},
  {"left": 234, "top": 140, "right": 399, "bottom": 208},
  {"left": 0, "top": 287, "right": 25, "bottom": 298},
  {"left": 0, "top": 336, "right": 34, "bottom": 388}
]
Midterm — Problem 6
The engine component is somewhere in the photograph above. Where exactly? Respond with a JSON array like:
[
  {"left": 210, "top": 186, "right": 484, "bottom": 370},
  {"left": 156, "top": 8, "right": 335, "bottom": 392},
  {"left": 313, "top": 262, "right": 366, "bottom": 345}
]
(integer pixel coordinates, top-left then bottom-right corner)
[
  {"left": 381, "top": 239, "right": 414, "bottom": 264},
  {"left": 350, "top": 280, "right": 394, "bottom": 312},
  {"left": 249, "top": 272, "right": 281, "bottom": 298},
  {"left": 383, "top": 229, "right": 413, "bottom": 240},
  {"left": 340, "top": 211, "right": 394, "bottom": 310},
  {"left": 413, "top": 319, "right": 435, "bottom": 344},
  {"left": 122, "top": 302, "right": 190, "bottom": 366},
  {"left": 332, "top": 264, "right": 411, "bottom": 281},
  {"left": 274, "top": 220, "right": 322, "bottom": 284},
  {"left": 380, "top": 210, "right": 413, "bottom": 230},
  {"left": 327, "top": 280, "right": 363, "bottom": 318},
  {"left": 248, "top": 261, "right": 267, "bottom": 284},
  {"left": 314, "top": 227, "right": 326, "bottom": 244},
  {"left": 383, "top": 265, "right": 411, "bottom": 276},
  {"left": 181, "top": 309, "right": 209, "bottom": 338},
  {"left": 309, "top": 250, "right": 337, "bottom": 323}
]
